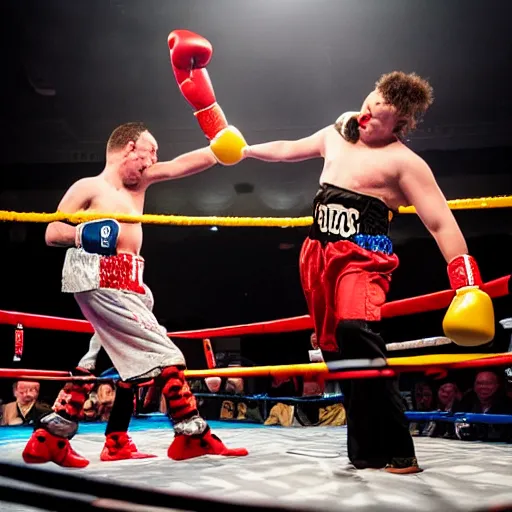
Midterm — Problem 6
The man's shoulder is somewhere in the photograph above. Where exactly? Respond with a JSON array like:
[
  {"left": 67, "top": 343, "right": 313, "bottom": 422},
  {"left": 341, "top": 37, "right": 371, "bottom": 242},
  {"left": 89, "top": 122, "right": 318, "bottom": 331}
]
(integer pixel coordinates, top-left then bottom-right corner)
[
  {"left": 2, "top": 401, "right": 16, "bottom": 413},
  {"left": 79, "top": 175, "right": 104, "bottom": 187},
  {"left": 393, "top": 139, "right": 417, "bottom": 157},
  {"left": 323, "top": 123, "right": 347, "bottom": 148},
  {"left": 69, "top": 176, "right": 109, "bottom": 199},
  {"left": 320, "top": 124, "right": 338, "bottom": 137},
  {"left": 69, "top": 175, "right": 99, "bottom": 192},
  {"left": 395, "top": 142, "right": 429, "bottom": 172}
]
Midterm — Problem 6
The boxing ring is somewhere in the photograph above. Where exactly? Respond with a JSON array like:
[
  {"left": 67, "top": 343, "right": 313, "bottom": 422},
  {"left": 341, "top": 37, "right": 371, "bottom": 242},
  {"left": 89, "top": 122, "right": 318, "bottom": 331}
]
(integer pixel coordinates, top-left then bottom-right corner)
[{"left": 0, "top": 196, "right": 512, "bottom": 512}]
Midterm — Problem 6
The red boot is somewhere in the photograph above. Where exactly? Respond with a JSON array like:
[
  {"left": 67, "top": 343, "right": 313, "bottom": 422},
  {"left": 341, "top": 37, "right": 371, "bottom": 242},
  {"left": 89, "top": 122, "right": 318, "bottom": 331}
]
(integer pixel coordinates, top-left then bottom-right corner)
[
  {"left": 100, "top": 432, "right": 157, "bottom": 461},
  {"left": 168, "top": 430, "right": 248, "bottom": 461},
  {"left": 22, "top": 429, "right": 89, "bottom": 468}
]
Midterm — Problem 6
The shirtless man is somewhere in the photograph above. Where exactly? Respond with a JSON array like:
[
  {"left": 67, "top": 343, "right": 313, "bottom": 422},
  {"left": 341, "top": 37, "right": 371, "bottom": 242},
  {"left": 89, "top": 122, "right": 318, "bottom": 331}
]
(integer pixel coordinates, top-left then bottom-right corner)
[
  {"left": 22, "top": 121, "right": 249, "bottom": 467},
  {"left": 244, "top": 71, "right": 494, "bottom": 473}
]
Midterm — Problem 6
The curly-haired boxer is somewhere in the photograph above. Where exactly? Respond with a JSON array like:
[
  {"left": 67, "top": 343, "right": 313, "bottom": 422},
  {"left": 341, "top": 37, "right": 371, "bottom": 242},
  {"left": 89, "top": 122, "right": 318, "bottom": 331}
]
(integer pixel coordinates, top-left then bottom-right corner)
[{"left": 244, "top": 71, "right": 494, "bottom": 474}]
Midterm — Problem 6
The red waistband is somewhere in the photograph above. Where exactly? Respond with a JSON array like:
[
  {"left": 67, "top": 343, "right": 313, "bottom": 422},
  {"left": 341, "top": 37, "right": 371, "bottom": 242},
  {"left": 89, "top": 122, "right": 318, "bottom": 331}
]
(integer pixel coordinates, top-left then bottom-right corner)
[{"left": 99, "top": 253, "right": 145, "bottom": 294}]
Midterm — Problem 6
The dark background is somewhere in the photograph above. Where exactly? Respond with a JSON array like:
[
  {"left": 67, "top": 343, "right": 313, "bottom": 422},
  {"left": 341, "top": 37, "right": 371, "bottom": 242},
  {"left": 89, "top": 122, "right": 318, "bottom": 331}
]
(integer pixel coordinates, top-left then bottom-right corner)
[{"left": 0, "top": 0, "right": 511, "bottom": 401}]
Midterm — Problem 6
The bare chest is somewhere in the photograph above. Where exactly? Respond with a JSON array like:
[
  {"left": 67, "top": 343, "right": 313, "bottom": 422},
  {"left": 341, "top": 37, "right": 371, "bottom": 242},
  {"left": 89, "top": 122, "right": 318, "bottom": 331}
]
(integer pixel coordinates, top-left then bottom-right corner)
[
  {"left": 89, "top": 185, "right": 145, "bottom": 216},
  {"left": 88, "top": 184, "right": 145, "bottom": 254},
  {"left": 320, "top": 132, "right": 405, "bottom": 209}
]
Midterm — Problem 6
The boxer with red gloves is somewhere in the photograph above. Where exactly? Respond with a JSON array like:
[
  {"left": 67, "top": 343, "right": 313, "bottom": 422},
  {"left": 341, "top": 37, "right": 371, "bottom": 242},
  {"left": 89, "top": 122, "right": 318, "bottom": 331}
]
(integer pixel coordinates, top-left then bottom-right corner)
[
  {"left": 244, "top": 71, "right": 494, "bottom": 474},
  {"left": 22, "top": 120, "right": 248, "bottom": 468},
  {"left": 168, "top": 29, "right": 247, "bottom": 165}
]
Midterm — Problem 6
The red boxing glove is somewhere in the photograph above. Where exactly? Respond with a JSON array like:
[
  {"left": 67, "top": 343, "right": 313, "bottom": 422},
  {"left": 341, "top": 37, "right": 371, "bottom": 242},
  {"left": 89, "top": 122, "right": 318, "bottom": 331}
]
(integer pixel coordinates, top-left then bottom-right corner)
[
  {"left": 168, "top": 29, "right": 228, "bottom": 139},
  {"left": 447, "top": 254, "right": 483, "bottom": 289}
]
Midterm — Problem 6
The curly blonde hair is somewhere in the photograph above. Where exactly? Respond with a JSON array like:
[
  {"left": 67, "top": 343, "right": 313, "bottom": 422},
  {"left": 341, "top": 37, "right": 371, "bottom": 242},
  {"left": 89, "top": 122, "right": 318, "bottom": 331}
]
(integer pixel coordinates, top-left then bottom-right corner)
[{"left": 375, "top": 71, "right": 434, "bottom": 136}]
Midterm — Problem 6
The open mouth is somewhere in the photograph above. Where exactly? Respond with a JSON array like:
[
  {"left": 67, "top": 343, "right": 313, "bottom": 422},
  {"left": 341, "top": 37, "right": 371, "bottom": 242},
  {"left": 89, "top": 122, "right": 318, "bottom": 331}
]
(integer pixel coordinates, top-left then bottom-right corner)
[{"left": 358, "top": 111, "right": 372, "bottom": 128}]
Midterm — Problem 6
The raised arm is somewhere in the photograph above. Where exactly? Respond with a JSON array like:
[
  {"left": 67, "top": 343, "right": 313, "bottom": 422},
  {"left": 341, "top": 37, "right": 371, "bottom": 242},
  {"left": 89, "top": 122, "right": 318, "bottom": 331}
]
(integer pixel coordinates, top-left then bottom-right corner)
[
  {"left": 244, "top": 127, "right": 328, "bottom": 163},
  {"left": 398, "top": 154, "right": 467, "bottom": 263},
  {"left": 143, "top": 147, "right": 217, "bottom": 186},
  {"left": 46, "top": 178, "right": 94, "bottom": 247}
]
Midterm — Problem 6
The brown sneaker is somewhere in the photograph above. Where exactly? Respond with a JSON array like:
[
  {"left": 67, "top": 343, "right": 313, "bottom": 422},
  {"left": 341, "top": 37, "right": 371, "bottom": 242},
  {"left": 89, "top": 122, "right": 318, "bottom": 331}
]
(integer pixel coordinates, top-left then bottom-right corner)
[{"left": 385, "top": 457, "right": 423, "bottom": 474}]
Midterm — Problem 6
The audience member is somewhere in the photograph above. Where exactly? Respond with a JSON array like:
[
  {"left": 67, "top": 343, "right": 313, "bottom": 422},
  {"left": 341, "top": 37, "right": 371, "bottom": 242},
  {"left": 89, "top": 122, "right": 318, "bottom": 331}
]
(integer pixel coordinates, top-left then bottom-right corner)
[
  {"left": 96, "top": 382, "right": 116, "bottom": 421},
  {"left": 455, "top": 370, "right": 512, "bottom": 442},
  {"left": 428, "top": 379, "right": 461, "bottom": 439},
  {"left": 409, "top": 381, "right": 435, "bottom": 436},
  {"left": 1, "top": 381, "right": 51, "bottom": 426}
]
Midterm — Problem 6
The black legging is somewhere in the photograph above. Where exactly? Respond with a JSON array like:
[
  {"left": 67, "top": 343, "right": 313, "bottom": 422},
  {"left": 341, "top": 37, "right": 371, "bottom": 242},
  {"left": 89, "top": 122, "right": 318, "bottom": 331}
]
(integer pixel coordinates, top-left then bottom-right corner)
[
  {"left": 324, "top": 320, "right": 415, "bottom": 468},
  {"left": 105, "top": 385, "right": 134, "bottom": 435}
]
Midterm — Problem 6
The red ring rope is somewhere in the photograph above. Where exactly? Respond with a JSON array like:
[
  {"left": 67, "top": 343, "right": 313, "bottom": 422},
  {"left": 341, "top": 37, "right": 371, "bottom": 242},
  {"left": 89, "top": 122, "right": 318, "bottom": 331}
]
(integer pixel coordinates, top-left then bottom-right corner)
[
  {"left": 0, "top": 275, "right": 509, "bottom": 338},
  {"left": 167, "top": 274, "right": 510, "bottom": 338},
  {"left": 0, "top": 369, "right": 72, "bottom": 379}
]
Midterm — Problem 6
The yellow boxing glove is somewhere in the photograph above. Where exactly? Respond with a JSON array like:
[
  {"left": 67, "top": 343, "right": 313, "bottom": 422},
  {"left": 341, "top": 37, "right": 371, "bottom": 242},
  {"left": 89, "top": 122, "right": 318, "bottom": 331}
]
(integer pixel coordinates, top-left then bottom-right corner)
[
  {"left": 209, "top": 125, "right": 247, "bottom": 166},
  {"left": 442, "top": 254, "right": 494, "bottom": 347}
]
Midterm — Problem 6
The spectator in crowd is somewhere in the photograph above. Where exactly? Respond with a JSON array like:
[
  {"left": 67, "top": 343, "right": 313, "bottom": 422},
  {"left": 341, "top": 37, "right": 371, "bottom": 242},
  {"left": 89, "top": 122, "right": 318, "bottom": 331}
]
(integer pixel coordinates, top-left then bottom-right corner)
[
  {"left": 82, "top": 394, "right": 100, "bottom": 421},
  {"left": 201, "top": 354, "right": 264, "bottom": 423},
  {"left": 264, "top": 367, "right": 304, "bottom": 426},
  {"left": 139, "top": 353, "right": 263, "bottom": 423},
  {"left": 303, "top": 332, "right": 326, "bottom": 397},
  {"left": 409, "top": 381, "right": 435, "bottom": 436},
  {"left": 267, "top": 375, "right": 303, "bottom": 399},
  {"left": 56, "top": 380, "right": 117, "bottom": 423},
  {"left": 1, "top": 381, "right": 51, "bottom": 426},
  {"left": 413, "top": 381, "right": 434, "bottom": 411},
  {"left": 96, "top": 382, "right": 116, "bottom": 421},
  {"left": 437, "top": 380, "right": 462, "bottom": 411},
  {"left": 265, "top": 333, "right": 346, "bottom": 427},
  {"left": 429, "top": 379, "right": 461, "bottom": 439},
  {"left": 506, "top": 378, "right": 512, "bottom": 401},
  {"left": 297, "top": 332, "right": 346, "bottom": 427},
  {"left": 455, "top": 370, "right": 512, "bottom": 442}
]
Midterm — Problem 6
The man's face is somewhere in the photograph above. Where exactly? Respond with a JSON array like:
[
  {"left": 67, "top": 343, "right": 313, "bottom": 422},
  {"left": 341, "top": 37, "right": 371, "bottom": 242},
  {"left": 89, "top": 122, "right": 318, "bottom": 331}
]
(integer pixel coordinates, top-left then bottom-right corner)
[
  {"left": 359, "top": 89, "right": 401, "bottom": 139},
  {"left": 474, "top": 372, "right": 499, "bottom": 402},
  {"left": 97, "top": 383, "right": 116, "bottom": 405},
  {"left": 14, "top": 381, "right": 40, "bottom": 406},
  {"left": 415, "top": 384, "right": 433, "bottom": 409},
  {"left": 122, "top": 130, "right": 158, "bottom": 186},
  {"left": 438, "top": 383, "right": 457, "bottom": 406}
]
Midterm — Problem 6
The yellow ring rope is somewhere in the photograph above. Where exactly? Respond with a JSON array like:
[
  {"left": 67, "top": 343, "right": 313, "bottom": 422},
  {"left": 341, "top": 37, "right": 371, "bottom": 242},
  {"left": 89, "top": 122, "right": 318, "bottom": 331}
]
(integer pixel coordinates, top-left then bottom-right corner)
[{"left": 0, "top": 195, "right": 510, "bottom": 228}]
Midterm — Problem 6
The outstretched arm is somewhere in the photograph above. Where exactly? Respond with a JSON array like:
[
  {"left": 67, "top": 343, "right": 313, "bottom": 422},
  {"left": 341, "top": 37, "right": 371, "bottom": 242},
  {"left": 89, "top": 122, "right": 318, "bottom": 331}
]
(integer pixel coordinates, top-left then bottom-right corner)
[
  {"left": 143, "top": 147, "right": 217, "bottom": 185},
  {"left": 244, "top": 128, "right": 328, "bottom": 163},
  {"left": 398, "top": 154, "right": 467, "bottom": 263}
]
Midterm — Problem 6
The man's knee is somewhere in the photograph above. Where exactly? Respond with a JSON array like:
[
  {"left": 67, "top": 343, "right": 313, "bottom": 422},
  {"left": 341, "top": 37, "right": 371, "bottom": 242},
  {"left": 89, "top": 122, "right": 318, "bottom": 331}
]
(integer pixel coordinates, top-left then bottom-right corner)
[
  {"left": 336, "top": 320, "right": 371, "bottom": 340},
  {"left": 336, "top": 320, "right": 386, "bottom": 359},
  {"left": 118, "top": 378, "right": 153, "bottom": 389}
]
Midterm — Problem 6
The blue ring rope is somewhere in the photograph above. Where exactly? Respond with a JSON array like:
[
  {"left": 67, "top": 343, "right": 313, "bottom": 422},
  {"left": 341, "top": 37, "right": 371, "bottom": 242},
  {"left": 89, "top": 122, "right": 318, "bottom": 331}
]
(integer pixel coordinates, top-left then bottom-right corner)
[{"left": 194, "top": 392, "right": 512, "bottom": 425}]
